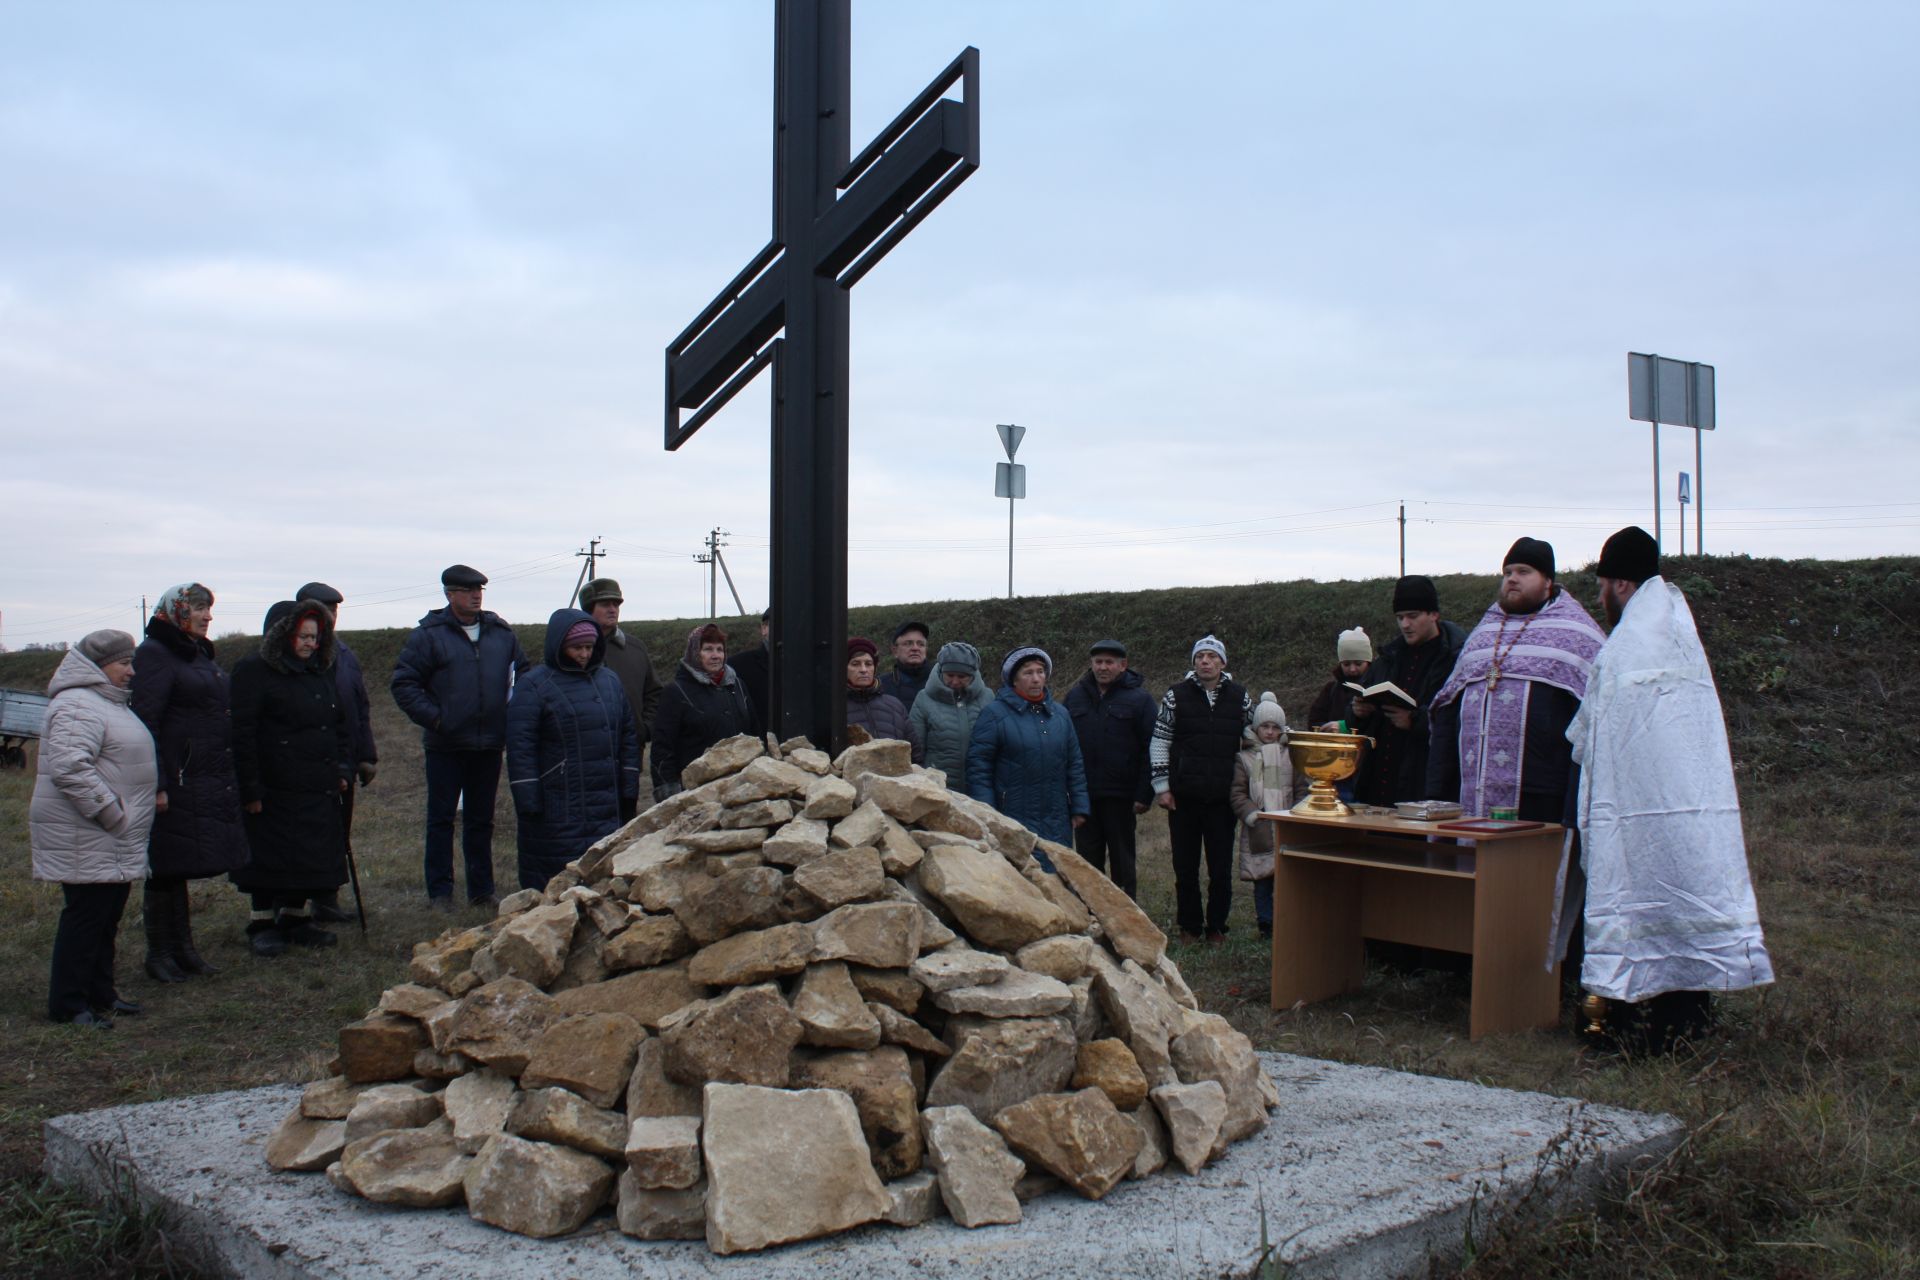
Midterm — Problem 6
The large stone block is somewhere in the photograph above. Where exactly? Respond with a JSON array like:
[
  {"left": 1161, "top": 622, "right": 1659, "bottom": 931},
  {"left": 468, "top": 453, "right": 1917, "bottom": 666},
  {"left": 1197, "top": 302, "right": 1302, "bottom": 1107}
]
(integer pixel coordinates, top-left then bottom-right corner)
[
  {"left": 445, "top": 977, "right": 559, "bottom": 1076},
  {"left": 763, "top": 816, "right": 831, "bottom": 866},
  {"left": 722, "top": 755, "right": 816, "bottom": 803},
  {"left": 1073, "top": 1038, "right": 1150, "bottom": 1112},
  {"left": 1150, "top": 1080, "right": 1228, "bottom": 1174},
  {"left": 918, "top": 843, "right": 1075, "bottom": 951},
  {"left": 519, "top": 1012, "right": 644, "bottom": 1109},
  {"left": 443, "top": 1068, "right": 517, "bottom": 1155},
  {"left": 615, "top": 1168, "right": 707, "bottom": 1240},
  {"left": 990, "top": 1088, "right": 1142, "bottom": 1201},
  {"left": 686, "top": 922, "right": 817, "bottom": 987},
  {"left": 507, "top": 1086, "right": 628, "bottom": 1160},
  {"left": 337, "top": 1014, "right": 429, "bottom": 1084},
  {"left": 551, "top": 961, "right": 707, "bottom": 1031},
  {"left": 920, "top": 1105, "right": 1024, "bottom": 1228},
  {"left": 660, "top": 984, "right": 802, "bottom": 1089},
  {"left": 793, "top": 844, "right": 886, "bottom": 909},
  {"left": 792, "top": 961, "right": 883, "bottom": 1050},
  {"left": 464, "top": 1132, "right": 614, "bottom": 1238},
  {"left": 800, "top": 774, "right": 858, "bottom": 821},
  {"left": 624, "top": 1114, "right": 703, "bottom": 1190},
  {"left": 790, "top": 1045, "right": 923, "bottom": 1179},
  {"left": 487, "top": 900, "right": 580, "bottom": 988},
  {"left": 299, "top": 1076, "right": 373, "bottom": 1121},
  {"left": 680, "top": 734, "right": 765, "bottom": 788},
  {"left": 671, "top": 865, "right": 784, "bottom": 944},
  {"left": 626, "top": 1037, "right": 704, "bottom": 1119},
  {"left": 1171, "top": 1013, "right": 1272, "bottom": 1143},
  {"left": 932, "top": 969, "right": 1075, "bottom": 1019},
  {"left": 828, "top": 799, "right": 889, "bottom": 850},
  {"left": 701, "top": 1083, "right": 891, "bottom": 1253},
  {"left": 848, "top": 965, "right": 922, "bottom": 1014},
  {"left": 833, "top": 738, "right": 913, "bottom": 786},
  {"left": 1038, "top": 839, "right": 1167, "bottom": 968},
  {"left": 869, "top": 1002, "right": 951, "bottom": 1058},
  {"left": 265, "top": 1111, "right": 345, "bottom": 1172},
  {"left": 335, "top": 1130, "right": 470, "bottom": 1209},
  {"left": 924, "top": 1016, "right": 1077, "bottom": 1122},
  {"left": 809, "top": 902, "right": 924, "bottom": 969},
  {"left": 603, "top": 912, "right": 693, "bottom": 971},
  {"left": 855, "top": 770, "right": 951, "bottom": 824},
  {"left": 343, "top": 1083, "right": 442, "bottom": 1145},
  {"left": 910, "top": 947, "right": 1011, "bottom": 993}
]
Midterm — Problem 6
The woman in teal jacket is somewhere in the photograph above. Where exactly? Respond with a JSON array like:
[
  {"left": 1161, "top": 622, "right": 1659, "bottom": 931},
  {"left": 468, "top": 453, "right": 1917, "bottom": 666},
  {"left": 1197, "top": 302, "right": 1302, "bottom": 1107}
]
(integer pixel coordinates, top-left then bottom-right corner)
[
  {"left": 965, "top": 647, "right": 1089, "bottom": 871},
  {"left": 910, "top": 641, "right": 991, "bottom": 787}
]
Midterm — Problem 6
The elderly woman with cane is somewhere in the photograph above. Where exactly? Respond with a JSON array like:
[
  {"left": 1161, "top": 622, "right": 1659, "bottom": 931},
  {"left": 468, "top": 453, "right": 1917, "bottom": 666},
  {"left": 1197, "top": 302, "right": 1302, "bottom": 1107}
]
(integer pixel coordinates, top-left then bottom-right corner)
[
  {"left": 229, "top": 600, "right": 352, "bottom": 957},
  {"left": 30, "top": 631, "right": 159, "bottom": 1027}
]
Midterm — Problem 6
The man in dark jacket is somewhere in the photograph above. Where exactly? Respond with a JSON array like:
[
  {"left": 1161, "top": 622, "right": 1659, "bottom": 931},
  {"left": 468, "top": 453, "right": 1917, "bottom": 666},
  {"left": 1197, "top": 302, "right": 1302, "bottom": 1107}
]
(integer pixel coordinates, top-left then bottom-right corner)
[
  {"left": 1063, "top": 639, "right": 1155, "bottom": 899},
  {"left": 1150, "top": 634, "right": 1253, "bottom": 944},
  {"left": 732, "top": 609, "right": 772, "bottom": 732},
  {"left": 1350, "top": 576, "right": 1467, "bottom": 806},
  {"left": 390, "top": 565, "right": 532, "bottom": 910},
  {"left": 877, "top": 619, "right": 931, "bottom": 708},
  {"left": 294, "top": 582, "right": 378, "bottom": 923},
  {"left": 578, "top": 577, "right": 663, "bottom": 819}
]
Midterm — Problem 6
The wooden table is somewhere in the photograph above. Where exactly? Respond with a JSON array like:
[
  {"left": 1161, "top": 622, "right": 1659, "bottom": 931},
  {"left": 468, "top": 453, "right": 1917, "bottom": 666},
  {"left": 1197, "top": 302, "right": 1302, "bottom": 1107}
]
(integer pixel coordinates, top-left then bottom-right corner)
[{"left": 1263, "top": 809, "right": 1564, "bottom": 1039}]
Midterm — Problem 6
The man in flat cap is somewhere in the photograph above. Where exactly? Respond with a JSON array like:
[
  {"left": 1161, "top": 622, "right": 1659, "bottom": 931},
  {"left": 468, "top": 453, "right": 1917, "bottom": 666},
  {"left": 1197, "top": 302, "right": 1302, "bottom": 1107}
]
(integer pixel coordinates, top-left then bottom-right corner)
[
  {"left": 294, "top": 582, "right": 378, "bottom": 923},
  {"left": 1350, "top": 574, "right": 1467, "bottom": 806},
  {"left": 1428, "top": 538, "right": 1605, "bottom": 821},
  {"left": 579, "top": 578, "right": 663, "bottom": 819},
  {"left": 1063, "top": 639, "right": 1157, "bottom": 899},
  {"left": 391, "top": 565, "right": 531, "bottom": 911},
  {"left": 1556, "top": 527, "right": 1772, "bottom": 1050}
]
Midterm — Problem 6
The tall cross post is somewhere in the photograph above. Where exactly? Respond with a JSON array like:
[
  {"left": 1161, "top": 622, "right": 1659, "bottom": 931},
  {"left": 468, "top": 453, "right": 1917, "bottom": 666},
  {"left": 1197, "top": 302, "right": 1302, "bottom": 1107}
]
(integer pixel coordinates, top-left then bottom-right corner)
[{"left": 663, "top": 1, "right": 979, "bottom": 754}]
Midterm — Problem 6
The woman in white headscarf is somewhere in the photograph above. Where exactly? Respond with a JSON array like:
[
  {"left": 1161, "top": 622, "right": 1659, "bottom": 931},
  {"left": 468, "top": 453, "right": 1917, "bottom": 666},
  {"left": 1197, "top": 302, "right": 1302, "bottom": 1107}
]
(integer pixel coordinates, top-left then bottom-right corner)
[{"left": 30, "top": 630, "right": 159, "bottom": 1027}]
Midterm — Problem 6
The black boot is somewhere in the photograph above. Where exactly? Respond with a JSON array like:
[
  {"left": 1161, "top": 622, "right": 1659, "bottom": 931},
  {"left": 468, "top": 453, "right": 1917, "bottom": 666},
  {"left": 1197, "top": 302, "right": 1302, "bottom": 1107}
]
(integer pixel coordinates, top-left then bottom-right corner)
[
  {"left": 278, "top": 914, "right": 337, "bottom": 949},
  {"left": 247, "top": 919, "right": 287, "bottom": 958},
  {"left": 143, "top": 884, "right": 187, "bottom": 983},
  {"left": 171, "top": 882, "right": 219, "bottom": 976}
]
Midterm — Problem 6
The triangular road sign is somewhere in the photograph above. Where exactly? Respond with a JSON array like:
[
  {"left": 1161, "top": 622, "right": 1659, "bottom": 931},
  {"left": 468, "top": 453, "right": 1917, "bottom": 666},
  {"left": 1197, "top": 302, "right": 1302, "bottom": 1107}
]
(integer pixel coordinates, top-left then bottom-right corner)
[{"left": 996, "top": 422, "right": 1026, "bottom": 460}]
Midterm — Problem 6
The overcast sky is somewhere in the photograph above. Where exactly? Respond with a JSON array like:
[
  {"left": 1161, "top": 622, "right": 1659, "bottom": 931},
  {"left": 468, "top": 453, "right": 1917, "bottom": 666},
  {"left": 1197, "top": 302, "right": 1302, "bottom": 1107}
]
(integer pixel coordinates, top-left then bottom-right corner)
[{"left": 3, "top": 1, "right": 1915, "bottom": 645}]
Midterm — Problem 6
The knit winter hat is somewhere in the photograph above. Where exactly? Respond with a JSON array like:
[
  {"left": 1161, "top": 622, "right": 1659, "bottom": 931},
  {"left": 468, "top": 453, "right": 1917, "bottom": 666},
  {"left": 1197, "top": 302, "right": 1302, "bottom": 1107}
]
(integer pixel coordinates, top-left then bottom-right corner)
[
  {"left": 1001, "top": 646, "right": 1052, "bottom": 683},
  {"left": 1252, "top": 691, "right": 1288, "bottom": 732},
  {"left": 1191, "top": 634, "right": 1226, "bottom": 663},
  {"left": 564, "top": 620, "right": 599, "bottom": 647},
  {"left": 847, "top": 636, "right": 879, "bottom": 662},
  {"left": 77, "top": 629, "right": 136, "bottom": 668},
  {"left": 1503, "top": 537, "right": 1556, "bottom": 579},
  {"left": 935, "top": 640, "right": 980, "bottom": 676},
  {"left": 1336, "top": 627, "right": 1372, "bottom": 663}
]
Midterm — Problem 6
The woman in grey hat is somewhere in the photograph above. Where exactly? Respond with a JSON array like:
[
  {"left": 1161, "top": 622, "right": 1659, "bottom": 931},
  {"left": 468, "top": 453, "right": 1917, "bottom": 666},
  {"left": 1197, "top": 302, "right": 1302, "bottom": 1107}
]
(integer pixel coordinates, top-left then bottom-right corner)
[
  {"left": 965, "top": 646, "right": 1089, "bottom": 871},
  {"left": 30, "top": 630, "right": 159, "bottom": 1027}
]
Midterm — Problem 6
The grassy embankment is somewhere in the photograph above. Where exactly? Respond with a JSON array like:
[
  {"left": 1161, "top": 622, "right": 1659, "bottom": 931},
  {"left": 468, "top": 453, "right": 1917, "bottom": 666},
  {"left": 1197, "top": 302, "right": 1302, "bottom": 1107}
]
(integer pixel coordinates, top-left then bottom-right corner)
[{"left": 0, "top": 554, "right": 1914, "bottom": 1278}]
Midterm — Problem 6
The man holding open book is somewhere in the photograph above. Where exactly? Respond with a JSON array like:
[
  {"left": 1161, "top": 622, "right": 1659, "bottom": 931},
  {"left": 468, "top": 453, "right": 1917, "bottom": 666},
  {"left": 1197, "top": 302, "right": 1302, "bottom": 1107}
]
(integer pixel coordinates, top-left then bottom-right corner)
[{"left": 1348, "top": 574, "right": 1466, "bottom": 805}]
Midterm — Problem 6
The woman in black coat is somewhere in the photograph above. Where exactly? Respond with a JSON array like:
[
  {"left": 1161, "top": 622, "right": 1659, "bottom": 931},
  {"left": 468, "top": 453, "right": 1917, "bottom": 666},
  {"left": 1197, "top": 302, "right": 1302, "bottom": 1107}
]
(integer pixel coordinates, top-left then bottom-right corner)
[
  {"left": 506, "top": 609, "right": 641, "bottom": 891},
  {"left": 130, "top": 583, "right": 249, "bottom": 982},
  {"left": 649, "top": 623, "right": 756, "bottom": 798},
  {"left": 229, "top": 600, "right": 352, "bottom": 957},
  {"left": 844, "top": 636, "right": 922, "bottom": 761}
]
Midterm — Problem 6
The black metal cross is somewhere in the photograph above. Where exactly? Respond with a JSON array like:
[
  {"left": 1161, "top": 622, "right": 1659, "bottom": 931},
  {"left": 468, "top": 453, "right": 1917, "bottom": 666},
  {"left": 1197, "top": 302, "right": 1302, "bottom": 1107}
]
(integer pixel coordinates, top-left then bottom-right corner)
[{"left": 663, "top": 0, "right": 979, "bottom": 754}]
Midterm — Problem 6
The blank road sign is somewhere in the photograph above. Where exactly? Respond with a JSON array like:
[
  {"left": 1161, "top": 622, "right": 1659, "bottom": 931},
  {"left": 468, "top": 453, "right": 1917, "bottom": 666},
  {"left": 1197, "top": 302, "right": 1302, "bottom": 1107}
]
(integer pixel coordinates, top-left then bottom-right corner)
[
  {"left": 994, "top": 461, "right": 1026, "bottom": 498},
  {"left": 996, "top": 422, "right": 1026, "bottom": 459},
  {"left": 1628, "top": 353, "right": 1716, "bottom": 430}
]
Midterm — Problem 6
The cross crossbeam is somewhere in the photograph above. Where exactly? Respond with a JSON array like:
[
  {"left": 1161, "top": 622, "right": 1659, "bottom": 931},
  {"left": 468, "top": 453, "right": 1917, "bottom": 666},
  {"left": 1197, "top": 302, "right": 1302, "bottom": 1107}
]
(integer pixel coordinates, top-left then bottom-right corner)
[{"left": 663, "top": 1, "right": 979, "bottom": 752}]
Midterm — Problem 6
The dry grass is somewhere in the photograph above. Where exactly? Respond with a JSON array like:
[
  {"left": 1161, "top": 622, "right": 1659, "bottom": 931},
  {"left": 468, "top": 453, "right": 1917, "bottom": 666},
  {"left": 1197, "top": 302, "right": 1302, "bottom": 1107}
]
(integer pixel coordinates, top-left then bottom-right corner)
[{"left": 1, "top": 555, "right": 1914, "bottom": 1277}]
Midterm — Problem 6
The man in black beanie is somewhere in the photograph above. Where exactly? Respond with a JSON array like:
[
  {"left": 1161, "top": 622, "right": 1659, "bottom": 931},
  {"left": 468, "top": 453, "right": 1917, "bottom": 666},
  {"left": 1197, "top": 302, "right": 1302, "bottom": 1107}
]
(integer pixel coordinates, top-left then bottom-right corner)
[
  {"left": 1427, "top": 538, "right": 1606, "bottom": 821},
  {"left": 1560, "top": 526, "right": 1773, "bottom": 1052},
  {"left": 1351, "top": 574, "right": 1467, "bottom": 806}
]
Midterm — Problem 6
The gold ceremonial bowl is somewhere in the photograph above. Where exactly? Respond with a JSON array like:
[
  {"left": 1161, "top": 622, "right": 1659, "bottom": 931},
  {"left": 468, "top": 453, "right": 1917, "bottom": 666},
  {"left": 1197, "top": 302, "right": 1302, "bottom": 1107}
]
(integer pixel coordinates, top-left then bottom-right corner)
[{"left": 1284, "top": 730, "right": 1373, "bottom": 817}]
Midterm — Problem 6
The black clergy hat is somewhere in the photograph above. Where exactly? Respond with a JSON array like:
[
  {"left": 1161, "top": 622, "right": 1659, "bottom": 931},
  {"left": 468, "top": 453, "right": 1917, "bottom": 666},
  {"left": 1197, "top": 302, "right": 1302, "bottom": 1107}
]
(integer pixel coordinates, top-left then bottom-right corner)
[
  {"left": 1502, "top": 537, "right": 1555, "bottom": 579},
  {"left": 1391, "top": 575, "right": 1439, "bottom": 613},
  {"left": 1596, "top": 526, "right": 1660, "bottom": 585}
]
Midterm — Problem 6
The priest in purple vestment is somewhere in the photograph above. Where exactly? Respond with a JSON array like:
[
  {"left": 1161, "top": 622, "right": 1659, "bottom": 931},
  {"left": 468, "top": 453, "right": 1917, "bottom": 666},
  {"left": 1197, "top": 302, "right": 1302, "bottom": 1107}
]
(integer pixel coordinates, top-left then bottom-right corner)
[{"left": 1426, "top": 538, "right": 1606, "bottom": 821}]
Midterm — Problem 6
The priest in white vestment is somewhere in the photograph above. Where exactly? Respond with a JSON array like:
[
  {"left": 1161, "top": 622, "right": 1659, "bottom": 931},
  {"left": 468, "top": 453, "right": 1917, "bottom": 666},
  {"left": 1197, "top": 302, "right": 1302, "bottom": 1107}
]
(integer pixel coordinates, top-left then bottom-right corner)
[{"left": 1556, "top": 527, "right": 1773, "bottom": 1049}]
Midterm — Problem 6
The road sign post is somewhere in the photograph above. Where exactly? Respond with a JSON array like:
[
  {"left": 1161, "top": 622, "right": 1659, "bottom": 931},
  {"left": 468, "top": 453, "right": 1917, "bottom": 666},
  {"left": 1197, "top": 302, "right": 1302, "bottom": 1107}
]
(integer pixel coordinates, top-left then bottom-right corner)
[
  {"left": 1628, "top": 353, "right": 1716, "bottom": 554},
  {"left": 995, "top": 423, "right": 1026, "bottom": 598}
]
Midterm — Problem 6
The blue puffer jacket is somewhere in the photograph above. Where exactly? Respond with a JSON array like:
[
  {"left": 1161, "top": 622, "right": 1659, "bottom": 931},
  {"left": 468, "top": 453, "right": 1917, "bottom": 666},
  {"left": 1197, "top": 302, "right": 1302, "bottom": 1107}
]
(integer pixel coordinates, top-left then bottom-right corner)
[
  {"left": 506, "top": 609, "right": 640, "bottom": 889},
  {"left": 966, "top": 683, "right": 1090, "bottom": 849},
  {"left": 1063, "top": 667, "right": 1156, "bottom": 805},
  {"left": 390, "top": 606, "right": 531, "bottom": 752}
]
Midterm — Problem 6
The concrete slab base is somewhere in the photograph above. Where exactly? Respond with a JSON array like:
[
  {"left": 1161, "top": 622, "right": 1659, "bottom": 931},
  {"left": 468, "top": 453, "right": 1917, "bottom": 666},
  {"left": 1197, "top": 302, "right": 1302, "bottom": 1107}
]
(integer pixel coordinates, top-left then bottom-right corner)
[{"left": 45, "top": 1052, "right": 1681, "bottom": 1279}]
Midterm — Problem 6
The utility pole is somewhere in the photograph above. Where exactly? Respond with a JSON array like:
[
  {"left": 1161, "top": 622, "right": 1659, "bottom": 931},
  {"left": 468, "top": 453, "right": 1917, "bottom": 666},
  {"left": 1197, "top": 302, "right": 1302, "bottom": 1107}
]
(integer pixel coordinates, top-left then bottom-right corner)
[
  {"left": 140, "top": 596, "right": 147, "bottom": 633},
  {"left": 693, "top": 527, "right": 740, "bottom": 619},
  {"left": 1398, "top": 501, "right": 1406, "bottom": 576},
  {"left": 566, "top": 536, "right": 604, "bottom": 609}
]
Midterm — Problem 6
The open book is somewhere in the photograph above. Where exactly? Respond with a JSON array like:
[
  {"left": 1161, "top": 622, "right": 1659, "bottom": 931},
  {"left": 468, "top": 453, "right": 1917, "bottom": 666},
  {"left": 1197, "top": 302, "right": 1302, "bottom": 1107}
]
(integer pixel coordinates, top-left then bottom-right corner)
[{"left": 1342, "top": 680, "right": 1417, "bottom": 710}]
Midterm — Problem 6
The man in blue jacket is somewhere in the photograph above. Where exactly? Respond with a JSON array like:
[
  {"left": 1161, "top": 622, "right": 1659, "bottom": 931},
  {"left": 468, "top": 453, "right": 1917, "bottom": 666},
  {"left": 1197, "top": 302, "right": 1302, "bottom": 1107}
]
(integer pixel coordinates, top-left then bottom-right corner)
[
  {"left": 1063, "top": 639, "right": 1155, "bottom": 899},
  {"left": 391, "top": 565, "right": 531, "bottom": 911}
]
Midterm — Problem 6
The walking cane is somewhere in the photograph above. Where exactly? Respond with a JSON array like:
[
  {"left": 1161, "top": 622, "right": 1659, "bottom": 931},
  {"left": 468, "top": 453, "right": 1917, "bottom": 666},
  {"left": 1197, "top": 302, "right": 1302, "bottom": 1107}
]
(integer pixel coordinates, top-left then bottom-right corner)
[{"left": 345, "top": 781, "right": 369, "bottom": 936}]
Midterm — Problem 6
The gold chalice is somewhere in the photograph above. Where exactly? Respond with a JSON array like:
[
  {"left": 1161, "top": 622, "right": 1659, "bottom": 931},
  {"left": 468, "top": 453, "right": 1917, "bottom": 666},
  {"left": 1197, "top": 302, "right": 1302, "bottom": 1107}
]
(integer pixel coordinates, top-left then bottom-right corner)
[{"left": 1284, "top": 731, "right": 1373, "bottom": 817}]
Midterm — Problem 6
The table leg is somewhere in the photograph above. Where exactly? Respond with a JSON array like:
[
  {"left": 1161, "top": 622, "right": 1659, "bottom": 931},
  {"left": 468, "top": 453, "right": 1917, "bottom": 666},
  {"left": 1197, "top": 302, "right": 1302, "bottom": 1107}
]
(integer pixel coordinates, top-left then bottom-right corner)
[
  {"left": 1270, "top": 850, "right": 1363, "bottom": 1010},
  {"left": 1467, "top": 832, "right": 1563, "bottom": 1038}
]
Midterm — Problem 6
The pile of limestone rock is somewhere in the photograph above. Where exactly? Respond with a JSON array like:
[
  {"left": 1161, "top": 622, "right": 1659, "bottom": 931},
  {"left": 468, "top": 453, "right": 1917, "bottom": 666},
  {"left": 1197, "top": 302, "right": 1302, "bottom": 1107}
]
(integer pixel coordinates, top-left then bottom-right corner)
[{"left": 264, "top": 734, "right": 1276, "bottom": 1254}]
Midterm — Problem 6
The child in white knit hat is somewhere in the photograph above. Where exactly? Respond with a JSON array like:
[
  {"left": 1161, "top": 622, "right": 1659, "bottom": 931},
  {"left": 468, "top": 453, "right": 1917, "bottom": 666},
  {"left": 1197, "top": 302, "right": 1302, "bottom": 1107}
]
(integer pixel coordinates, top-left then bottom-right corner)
[{"left": 1229, "top": 692, "right": 1305, "bottom": 939}]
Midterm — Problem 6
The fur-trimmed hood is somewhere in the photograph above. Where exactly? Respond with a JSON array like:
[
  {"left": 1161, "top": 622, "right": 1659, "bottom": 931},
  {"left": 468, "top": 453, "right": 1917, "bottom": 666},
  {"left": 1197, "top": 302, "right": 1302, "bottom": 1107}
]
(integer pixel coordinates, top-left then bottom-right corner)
[{"left": 259, "top": 599, "right": 337, "bottom": 674}]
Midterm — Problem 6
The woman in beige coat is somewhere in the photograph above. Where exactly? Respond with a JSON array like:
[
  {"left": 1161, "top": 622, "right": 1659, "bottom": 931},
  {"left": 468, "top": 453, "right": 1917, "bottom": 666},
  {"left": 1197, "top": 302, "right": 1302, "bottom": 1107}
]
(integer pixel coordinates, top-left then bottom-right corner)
[{"left": 30, "top": 630, "right": 159, "bottom": 1027}]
